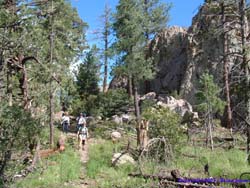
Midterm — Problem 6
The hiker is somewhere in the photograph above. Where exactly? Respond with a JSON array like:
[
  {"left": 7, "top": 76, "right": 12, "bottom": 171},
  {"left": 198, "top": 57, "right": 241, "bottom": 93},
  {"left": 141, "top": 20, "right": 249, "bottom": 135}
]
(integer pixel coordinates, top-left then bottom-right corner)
[
  {"left": 77, "top": 123, "right": 88, "bottom": 150},
  {"left": 61, "top": 112, "right": 70, "bottom": 134},
  {"left": 76, "top": 112, "right": 86, "bottom": 132}
]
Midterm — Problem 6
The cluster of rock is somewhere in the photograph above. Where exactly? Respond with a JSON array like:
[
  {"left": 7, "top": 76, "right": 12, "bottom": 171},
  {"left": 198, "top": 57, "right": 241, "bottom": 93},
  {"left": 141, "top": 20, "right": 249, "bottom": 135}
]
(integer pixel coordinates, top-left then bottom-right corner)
[{"left": 140, "top": 92, "right": 198, "bottom": 119}]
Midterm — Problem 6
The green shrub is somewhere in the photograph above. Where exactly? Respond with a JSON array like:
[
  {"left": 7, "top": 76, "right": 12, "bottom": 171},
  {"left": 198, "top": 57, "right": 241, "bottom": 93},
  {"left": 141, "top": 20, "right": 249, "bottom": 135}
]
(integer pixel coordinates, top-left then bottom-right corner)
[
  {"left": 142, "top": 106, "right": 183, "bottom": 151},
  {"left": 140, "top": 99, "right": 157, "bottom": 113},
  {"left": 0, "top": 103, "right": 42, "bottom": 183},
  {"left": 70, "top": 89, "right": 132, "bottom": 117},
  {"left": 97, "top": 89, "right": 132, "bottom": 117}
]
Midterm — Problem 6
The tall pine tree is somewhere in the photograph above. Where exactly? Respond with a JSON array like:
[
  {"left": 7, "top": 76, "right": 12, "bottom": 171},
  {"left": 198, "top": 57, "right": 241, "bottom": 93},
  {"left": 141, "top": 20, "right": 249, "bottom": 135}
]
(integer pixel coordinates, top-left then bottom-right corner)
[
  {"left": 76, "top": 45, "right": 100, "bottom": 98},
  {"left": 113, "top": 0, "right": 171, "bottom": 145}
]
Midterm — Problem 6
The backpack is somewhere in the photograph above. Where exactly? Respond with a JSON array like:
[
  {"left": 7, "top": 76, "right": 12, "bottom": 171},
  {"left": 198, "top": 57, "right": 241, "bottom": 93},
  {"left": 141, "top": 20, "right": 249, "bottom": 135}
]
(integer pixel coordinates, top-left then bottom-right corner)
[{"left": 79, "top": 127, "right": 87, "bottom": 135}]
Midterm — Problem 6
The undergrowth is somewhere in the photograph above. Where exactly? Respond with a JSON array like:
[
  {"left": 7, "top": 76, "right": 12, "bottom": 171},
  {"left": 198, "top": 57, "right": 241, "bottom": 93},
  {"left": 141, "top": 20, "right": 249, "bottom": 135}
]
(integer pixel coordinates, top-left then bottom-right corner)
[
  {"left": 172, "top": 146, "right": 250, "bottom": 187},
  {"left": 12, "top": 147, "right": 81, "bottom": 188}
]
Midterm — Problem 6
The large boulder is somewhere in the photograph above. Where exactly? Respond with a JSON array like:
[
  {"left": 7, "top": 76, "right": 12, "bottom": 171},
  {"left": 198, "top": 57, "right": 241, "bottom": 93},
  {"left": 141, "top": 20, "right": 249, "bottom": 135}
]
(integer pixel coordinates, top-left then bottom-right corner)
[
  {"left": 156, "top": 95, "right": 193, "bottom": 116},
  {"left": 111, "top": 115, "right": 123, "bottom": 125},
  {"left": 121, "top": 113, "right": 134, "bottom": 124},
  {"left": 140, "top": 92, "right": 157, "bottom": 101},
  {"left": 112, "top": 153, "right": 135, "bottom": 166},
  {"left": 111, "top": 131, "right": 122, "bottom": 142}
]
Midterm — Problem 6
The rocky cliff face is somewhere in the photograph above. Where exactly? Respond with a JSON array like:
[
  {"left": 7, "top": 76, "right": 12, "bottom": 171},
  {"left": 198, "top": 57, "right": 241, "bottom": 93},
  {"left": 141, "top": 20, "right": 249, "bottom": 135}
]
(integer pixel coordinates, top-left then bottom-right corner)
[
  {"left": 148, "top": 26, "right": 188, "bottom": 95},
  {"left": 147, "top": 1, "right": 244, "bottom": 104}
]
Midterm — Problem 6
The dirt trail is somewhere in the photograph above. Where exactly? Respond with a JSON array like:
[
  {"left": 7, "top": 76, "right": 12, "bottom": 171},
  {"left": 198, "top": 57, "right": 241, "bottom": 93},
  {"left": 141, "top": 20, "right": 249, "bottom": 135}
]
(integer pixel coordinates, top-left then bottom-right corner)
[
  {"left": 66, "top": 132, "right": 94, "bottom": 188},
  {"left": 79, "top": 138, "right": 90, "bottom": 163}
]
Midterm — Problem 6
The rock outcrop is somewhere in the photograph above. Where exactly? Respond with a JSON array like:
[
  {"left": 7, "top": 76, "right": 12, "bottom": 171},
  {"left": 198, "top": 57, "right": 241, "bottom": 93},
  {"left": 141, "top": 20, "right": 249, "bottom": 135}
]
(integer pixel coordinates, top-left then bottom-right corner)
[
  {"left": 148, "top": 26, "right": 188, "bottom": 95},
  {"left": 148, "top": 1, "right": 244, "bottom": 104},
  {"left": 110, "top": 1, "right": 247, "bottom": 107},
  {"left": 140, "top": 92, "right": 195, "bottom": 117},
  {"left": 109, "top": 75, "right": 128, "bottom": 90}
]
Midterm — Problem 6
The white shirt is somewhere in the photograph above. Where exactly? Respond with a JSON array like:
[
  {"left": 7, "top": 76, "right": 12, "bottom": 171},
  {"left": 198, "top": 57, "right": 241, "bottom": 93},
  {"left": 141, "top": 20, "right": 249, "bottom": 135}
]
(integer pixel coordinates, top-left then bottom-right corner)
[
  {"left": 78, "top": 117, "right": 86, "bottom": 125},
  {"left": 61, "top": 116, "right": 70, "bottom": 124}
]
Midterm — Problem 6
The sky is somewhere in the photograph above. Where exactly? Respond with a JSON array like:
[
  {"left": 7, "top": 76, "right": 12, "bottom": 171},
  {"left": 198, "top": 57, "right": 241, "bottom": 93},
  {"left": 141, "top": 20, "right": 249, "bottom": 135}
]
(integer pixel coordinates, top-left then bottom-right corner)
[
  {"left": 69, "top": 0, "right": 204, "bottom": 83},
  {"left": 70, "top": 0, "right": 204, "bottom": 43}
]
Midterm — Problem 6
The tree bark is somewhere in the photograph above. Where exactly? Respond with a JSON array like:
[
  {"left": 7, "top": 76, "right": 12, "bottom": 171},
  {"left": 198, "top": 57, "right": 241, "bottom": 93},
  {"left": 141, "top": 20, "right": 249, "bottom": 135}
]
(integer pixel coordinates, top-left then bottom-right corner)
[
  {"left": 7, "top": 64, "right": 13, "bottom": 106},
  {"left": 0, "top": 50, "right": 4, "bottom": 102},
  {"left": 49, "top": 0, "right": 54, "bottom": 148},
  {"left": 132, "top": 77, "right": 141, "bottom": 146},
  {"left": 49, "top": 83, "right": 54, "bottom": 147},
  {"left": 128, "top": 74, "right": 133, "bottom": 98},
  {"left": 102, "top": 4, "right": 110, "bottom": 93},
  {"left": 221, "top": 2, "right": 232, "bottom": 130},
  {"left": 31, "top": 138, "right": 41, "bottom": 168},
  {"left": 239, "top": 0, "right": 250, "bottom": 158}
]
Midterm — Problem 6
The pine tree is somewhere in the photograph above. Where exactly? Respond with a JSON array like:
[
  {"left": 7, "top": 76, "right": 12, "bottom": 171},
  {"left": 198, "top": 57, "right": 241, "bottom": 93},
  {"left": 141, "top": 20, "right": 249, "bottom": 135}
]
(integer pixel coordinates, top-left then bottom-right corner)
[
  {"left": 100, "top": 4, "right": 112, "bottom": 93},
  {"left": 196, "top": 72, "right": 225, "bottom": 150},
  {"left": 0, "top": 0, "right": 87, "bottom": 146},
  {"left": 113, "top": 0, "right": 171, "bottom": 146},
  {"left": 76, "top": 46, "right": 100, "bottom": 98}
]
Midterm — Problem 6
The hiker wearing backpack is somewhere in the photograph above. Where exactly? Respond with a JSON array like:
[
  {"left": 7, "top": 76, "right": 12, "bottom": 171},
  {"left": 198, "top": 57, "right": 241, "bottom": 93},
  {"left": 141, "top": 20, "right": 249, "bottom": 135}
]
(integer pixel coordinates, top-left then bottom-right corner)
[
  {"left": 76, "top": 112, "right": 86, "bottom": 132},
  {"left": 77, "top": 123, "right": 88, "bottom": 150},
  {"left": 61, "top": 112, "right": 70, "bottom": 134}
]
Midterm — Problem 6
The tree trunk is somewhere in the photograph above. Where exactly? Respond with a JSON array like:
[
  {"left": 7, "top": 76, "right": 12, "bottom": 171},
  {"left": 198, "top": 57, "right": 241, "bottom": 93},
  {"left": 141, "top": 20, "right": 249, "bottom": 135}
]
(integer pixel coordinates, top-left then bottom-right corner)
[
  {"left": 239, "top": 0, "right": 250, "bottom": 158},
  {"left": 132, "top": 77, "right": 141, "bottom": 146},
  {"left": 22, "top": 65, "right": 29, "bottom": 109},
  {"left": 49, "top": 0, "right": 54, "bottom": 148},
  {"left": 49, "top": 83, "right": 54, "bottom": 147},
  {"left": 102, "top": 7, "right": 109, "bottom": 93},
  {"left": 0, "top": 50, "right": 4, "bottom": 102},
  {"left": 7, "top": 64, "right": 13, "bottom": 106},
  {"left": 208, "top": 113, "right": 214, "bottom": 151},
  {"left": 221, "top": 2, "right": 232, "bottom": 130},
  {"left": 128, "top": 74, "right": 133, "bottom": 98},
  {"left": 103, "top": 50, "right": 108, "bottom": 92},
  {"left": 31, "top": 138, "right": 41, "bottom": 168}
]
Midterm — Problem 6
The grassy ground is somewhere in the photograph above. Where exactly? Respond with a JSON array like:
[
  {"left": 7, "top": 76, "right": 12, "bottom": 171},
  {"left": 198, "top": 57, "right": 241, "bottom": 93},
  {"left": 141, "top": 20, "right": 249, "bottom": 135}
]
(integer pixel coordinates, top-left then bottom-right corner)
[
  {"left": 173, "top": 146, "right": 250, "bottom": 179},
  {"left": 10, "top": 123, "right": 250, "bottom": 188},
  {"left": 86, "top": 140, "right": 149, "bottom": 188},
  {"left": 12, "top": 147, "right": 82, "bottom": 188}
]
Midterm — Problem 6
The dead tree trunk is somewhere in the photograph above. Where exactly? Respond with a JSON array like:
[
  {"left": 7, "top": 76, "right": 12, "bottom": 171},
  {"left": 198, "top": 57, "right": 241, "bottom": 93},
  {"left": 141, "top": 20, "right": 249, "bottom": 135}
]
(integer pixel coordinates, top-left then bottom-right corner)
[{"left": 133, "top": 77, "right": 141, "bottom": 146}]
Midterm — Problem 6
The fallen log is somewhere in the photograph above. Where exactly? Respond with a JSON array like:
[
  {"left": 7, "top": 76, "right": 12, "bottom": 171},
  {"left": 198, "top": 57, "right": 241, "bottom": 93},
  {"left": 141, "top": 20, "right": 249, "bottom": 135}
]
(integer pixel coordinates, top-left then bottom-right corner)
[
  {"left": 181, "top": 153, "right": 198, "bottom": 158},
  {"left": 128, "top": 172, "right": 174, "bottom": 181},
  {"left": 213, "top": 137, "right": 234, "bottom": 142},
  {"left": 128, "top": 172, "right": 222, "bottom": 187}
]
